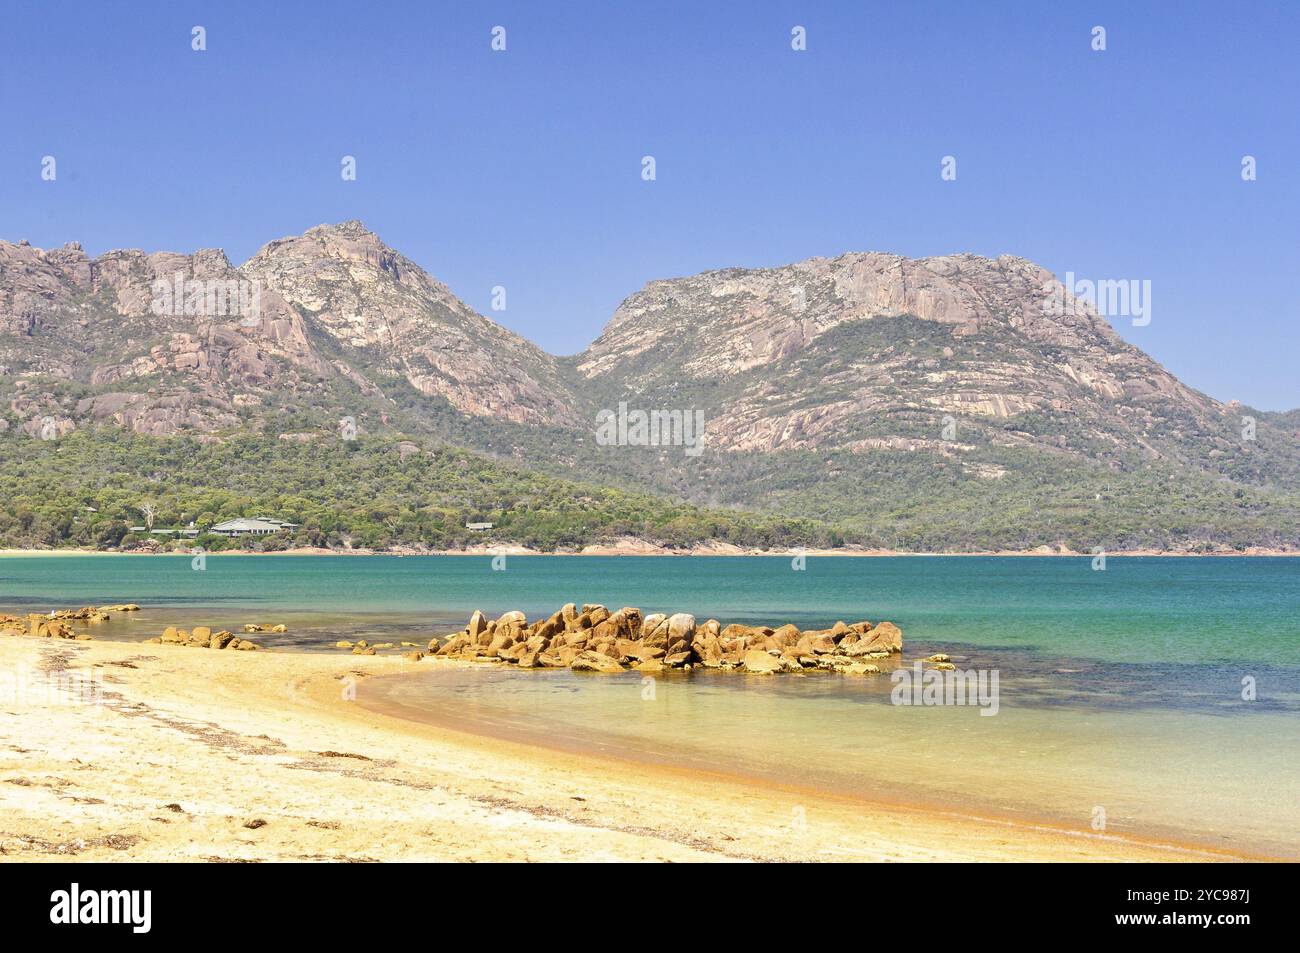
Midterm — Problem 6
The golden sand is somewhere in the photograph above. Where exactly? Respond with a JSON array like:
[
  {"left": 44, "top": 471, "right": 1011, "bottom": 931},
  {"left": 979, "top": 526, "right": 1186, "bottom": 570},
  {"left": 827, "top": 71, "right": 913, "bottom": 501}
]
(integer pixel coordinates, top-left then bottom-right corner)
[{"left": 0, "top": 635, "right": 1252, "bottom": 862}]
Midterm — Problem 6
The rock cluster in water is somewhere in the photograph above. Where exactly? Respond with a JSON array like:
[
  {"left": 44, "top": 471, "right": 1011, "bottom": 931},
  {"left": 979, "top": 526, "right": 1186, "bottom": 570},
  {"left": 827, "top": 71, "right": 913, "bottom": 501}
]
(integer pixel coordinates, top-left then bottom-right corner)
[
  {"left": 403, "top": 605, "right": 906, "bottom": 675},
  {"left": 142, "top": 625, "right": 264, "bottom": 651},
  {"left": 1, "top": 604, "right": 140, "bottom": 640}
]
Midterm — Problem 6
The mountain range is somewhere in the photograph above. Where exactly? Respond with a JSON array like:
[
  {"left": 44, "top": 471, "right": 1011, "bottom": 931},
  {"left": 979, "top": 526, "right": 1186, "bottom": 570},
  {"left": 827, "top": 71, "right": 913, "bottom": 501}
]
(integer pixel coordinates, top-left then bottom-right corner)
[{"left": 2, "top": 220, "right": 1297, "bottom": 552}]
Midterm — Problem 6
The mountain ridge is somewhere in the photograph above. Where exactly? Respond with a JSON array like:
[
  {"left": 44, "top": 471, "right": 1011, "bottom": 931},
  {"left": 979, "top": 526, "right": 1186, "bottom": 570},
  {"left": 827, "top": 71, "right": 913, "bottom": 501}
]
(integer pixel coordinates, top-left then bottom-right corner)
[{"left": 3, "top": 221, "right": 1298, "bottom": 552}]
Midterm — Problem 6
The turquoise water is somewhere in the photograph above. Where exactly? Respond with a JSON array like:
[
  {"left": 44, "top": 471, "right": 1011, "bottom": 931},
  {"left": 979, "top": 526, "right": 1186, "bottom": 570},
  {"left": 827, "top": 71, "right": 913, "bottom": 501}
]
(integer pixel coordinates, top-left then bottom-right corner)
[
  {"left": 3, "top": 554, "right": 1298, "bottom": 664},
  {"left": 5, "top": 554, "right": 1298, "bottom": 856}
]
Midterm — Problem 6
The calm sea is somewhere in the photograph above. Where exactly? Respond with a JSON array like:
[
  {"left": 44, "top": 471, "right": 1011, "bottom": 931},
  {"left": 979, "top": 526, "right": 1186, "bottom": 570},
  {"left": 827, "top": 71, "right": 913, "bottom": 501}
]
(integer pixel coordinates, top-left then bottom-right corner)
[{"left": 4, "top": 554, "right": 1297, "bottom": 857}]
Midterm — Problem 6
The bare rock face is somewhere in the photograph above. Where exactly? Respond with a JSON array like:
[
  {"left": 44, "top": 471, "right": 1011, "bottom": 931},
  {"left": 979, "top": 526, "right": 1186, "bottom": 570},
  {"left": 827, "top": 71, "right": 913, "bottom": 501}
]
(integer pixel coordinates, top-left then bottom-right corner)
[
  {"left": 240, "top": 221, "right": 578, "bottom": 427},
  {"left": 574, "top": 251, "right": 1225, "bottom": 464},
  {"left": 0, "top": 221, "right": 579, "bottom": 438}
]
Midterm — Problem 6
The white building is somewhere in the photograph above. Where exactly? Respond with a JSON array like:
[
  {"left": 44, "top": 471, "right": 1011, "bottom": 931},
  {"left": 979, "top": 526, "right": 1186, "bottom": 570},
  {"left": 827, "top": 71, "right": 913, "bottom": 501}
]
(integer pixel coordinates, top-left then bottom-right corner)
[{"left": 210, "top": 517, "right": 299, "bottom": 538}]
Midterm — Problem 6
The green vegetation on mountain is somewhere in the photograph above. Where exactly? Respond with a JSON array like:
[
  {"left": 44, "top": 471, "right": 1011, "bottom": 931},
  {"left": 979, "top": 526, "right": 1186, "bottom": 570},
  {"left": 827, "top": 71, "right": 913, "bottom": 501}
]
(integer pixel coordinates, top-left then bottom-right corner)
[{"left": 0, "top": 428, "right": 833, "bottom": 552}]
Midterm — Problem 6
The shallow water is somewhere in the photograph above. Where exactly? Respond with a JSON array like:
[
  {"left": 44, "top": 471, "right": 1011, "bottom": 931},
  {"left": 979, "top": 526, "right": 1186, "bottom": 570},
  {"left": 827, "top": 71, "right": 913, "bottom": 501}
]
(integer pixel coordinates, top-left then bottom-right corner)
[
  {"left": 362, "top": 662, "right": 1300, "bottom": 859},
  {"left": 4, "top": 554, "right": 1297, "bottom": 857}
]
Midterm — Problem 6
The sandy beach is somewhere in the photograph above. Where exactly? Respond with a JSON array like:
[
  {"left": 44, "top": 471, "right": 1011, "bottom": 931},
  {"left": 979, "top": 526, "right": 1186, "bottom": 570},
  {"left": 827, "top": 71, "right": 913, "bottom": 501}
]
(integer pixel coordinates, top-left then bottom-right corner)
[{"left": 0, "top": 633, "right": 1258, "bottom": 862}]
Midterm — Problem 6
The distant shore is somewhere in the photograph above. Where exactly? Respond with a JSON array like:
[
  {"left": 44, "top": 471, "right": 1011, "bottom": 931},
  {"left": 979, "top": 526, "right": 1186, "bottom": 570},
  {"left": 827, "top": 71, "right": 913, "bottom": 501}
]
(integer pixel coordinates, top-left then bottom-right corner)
[
  {"left": 0, "top": 634, "right": 1259, "bottom": 862},
  {"left": 1, "top": 543, "right": 1296, "bottom": 558}
]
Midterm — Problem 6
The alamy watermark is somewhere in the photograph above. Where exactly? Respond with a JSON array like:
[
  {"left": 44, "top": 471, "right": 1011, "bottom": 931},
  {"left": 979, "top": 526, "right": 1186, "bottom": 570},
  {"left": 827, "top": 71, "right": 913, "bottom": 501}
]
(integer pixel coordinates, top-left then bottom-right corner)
[
  {"left": 151, "top": 272, "right": 262, "bottom": 327},
  {"left": 890, "top": 661, "right": 1000, "bottom": 716},
  {"left": 0, "top": 663, "right": 104, "bottom": 707},
  {"left": 595, "top": 402, "right": 706, "bottom": 457},
  {"left": 1042, "top": 272, "right": 1151, "bottom": 326}
]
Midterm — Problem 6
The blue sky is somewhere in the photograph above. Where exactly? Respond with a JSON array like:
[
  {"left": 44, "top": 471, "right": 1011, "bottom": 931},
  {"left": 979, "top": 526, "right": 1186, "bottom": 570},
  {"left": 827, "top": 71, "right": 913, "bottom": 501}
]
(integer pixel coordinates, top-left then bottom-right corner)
[{"left": 2, "top": 1, "right": 1296, "bottom": 409}]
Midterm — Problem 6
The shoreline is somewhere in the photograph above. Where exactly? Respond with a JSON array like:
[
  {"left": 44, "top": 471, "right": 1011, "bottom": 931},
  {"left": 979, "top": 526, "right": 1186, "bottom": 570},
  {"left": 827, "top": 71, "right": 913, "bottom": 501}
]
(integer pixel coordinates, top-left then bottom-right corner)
[
  {"left": 2, "top": 546, "right": 1297, "bottom": 558},
  {"left": 0, "top": 634, "right": 1268, "bottom": 862},
  {"left": 354, "top": 670, "right": 1273, "bottom": 863}
]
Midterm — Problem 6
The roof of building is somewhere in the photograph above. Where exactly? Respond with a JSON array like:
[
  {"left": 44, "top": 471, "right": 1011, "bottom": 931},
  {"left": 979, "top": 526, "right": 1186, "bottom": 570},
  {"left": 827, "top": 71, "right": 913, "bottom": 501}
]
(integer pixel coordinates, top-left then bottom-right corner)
[{"left": 212, "top": 518, "right": 296, "bottom": 532}]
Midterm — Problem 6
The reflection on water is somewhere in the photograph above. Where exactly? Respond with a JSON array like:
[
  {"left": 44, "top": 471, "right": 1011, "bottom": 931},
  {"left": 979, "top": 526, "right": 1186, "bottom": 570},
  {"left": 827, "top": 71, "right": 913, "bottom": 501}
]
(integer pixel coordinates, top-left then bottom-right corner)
[{"left": 360, "top": 660, "right": 1300, "bottom": 860}]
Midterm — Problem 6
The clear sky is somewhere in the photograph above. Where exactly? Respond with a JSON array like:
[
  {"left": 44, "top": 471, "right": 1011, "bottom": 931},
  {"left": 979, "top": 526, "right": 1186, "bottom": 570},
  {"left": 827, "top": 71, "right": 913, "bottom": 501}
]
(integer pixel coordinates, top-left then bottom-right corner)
[{"left": 2, "top": 1, "right": 1296, "bottom": 409}]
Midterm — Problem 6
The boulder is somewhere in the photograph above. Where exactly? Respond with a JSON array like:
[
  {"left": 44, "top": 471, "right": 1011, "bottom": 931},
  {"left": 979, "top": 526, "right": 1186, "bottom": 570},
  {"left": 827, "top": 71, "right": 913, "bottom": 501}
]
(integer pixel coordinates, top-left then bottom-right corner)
[
  {"left": 808, "top": 633, "right": 838, "bottom": 654},
  {"left": 498, "top": 642, "right": 528, "bottom": 662},
  {"left": 816, "top": 655, "right": 853, "bottom": 670},
  {"left": 742, "top": 650, "right": 782, "bottom": 674},
  {"left": 843, "top": 639, "right": 881, "bottom": 657},
  {"left": 210, "top": 631, "right": 237, "bottom": 650},
  {"left": 665, "top": 613, "right": 696, "bottom": 642},
  {"left": 592, "top": 607, "right": 642, "bottom": 640},
  {"left": 41, "top": 621, "right": 74, "bottom": 639},
  {"left": 858, "top": 621, "right": 903, "bottom": 654},
  {"left": 435, "top": 633, "right": 472, "bottom": 656},
  {"left": 771, "top": 623, "right": 801, "bottom": 647},
  {"left": 691, "top": 627, "right": 723, "bottom": 664},
  {"left": 624, "top": 643, "right": 665, "bottom": 661},
  {"left": 534, "top": 612, "right": 565, "bottom": 640},
  {"left": 845, "top": 663, "right": 881, "bottom": 675},
  {"left": 569, "top": 650, "right": 626, "bottom": 674},
  {"left": 467, "top": 610, "right": 488, "bottom": 639},
  {"left": 639, "top": 612, "right": 665, "bottom": 639}
]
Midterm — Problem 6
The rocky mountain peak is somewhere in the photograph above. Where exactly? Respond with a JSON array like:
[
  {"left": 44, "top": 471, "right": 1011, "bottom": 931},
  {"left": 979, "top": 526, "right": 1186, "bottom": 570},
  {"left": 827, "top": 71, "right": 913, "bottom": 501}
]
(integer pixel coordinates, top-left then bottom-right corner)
[
  {"left": 0, "top": 222, "right": 581, "bottom": 438},
  {"left": 576, "top": 248, "right": 1220, "bottom": 460}
]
